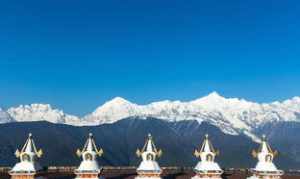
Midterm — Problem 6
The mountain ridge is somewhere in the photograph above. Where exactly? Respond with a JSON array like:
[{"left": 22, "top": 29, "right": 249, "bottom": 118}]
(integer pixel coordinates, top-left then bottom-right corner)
[{"left": 2, "top": 92, "right": 300, "bottom": 142}]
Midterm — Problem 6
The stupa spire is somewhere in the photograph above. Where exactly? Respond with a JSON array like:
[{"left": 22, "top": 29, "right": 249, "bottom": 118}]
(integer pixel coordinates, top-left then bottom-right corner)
[
  {"left": 74, "top": 133, "right": 104, "bottom": 179},
  {"left": 146, "top": 134, "right": 154, "bottom": 152},
  {"left": 17, "top": 133, "right": 43, "bottom": 158},
  {"left": 76, "top": 133, "right": 103, "bottom": 157},
  {"left": 192, "top": 134, "right": 223, "bottom": 179},
  {"left": 135, "top": 133, "right": 162, "bottom": 179},
  {"left": 137, "top": 133, "right": 162, "bottom": 158},
  {"left": 198, "top": 134, "right": 217, "bottom": 154},
  {"left": 248, "top": 135, "right": 283, "bottom": 179},
  {"left": 9, "top": 133, "right": 45, "bottom": 179},
  {"left": 259, "top": 135, "right": 274, "bottom": 154},
  {"left": 251, "top": 135, "right": 278, "bottom": 166}
]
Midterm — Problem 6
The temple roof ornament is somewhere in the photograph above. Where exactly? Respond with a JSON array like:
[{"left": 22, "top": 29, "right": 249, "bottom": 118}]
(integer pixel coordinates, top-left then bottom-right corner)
[
  {"left": 136, "top": 133, "right": 162, "bottom": 174},
  {"left": 75, "top": 133, "right": 103, "bottom": 173},
  {"left": 193, "top": 134, "right": 223, "bottom": 173},
  {"left": 251, "top": 135, "right": 283, "bottom": 173},
  {"left": 10, "top": 133, "right": 43, "bottom": 173},
  {"left": 136, "top": 134, "right": 162, "bottom": 159}
]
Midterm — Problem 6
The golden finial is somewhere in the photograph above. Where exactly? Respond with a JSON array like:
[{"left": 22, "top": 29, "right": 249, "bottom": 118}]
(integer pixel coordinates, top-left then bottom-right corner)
[
  {"left": 37, "top": 149, "right": 43, "bottom": 158},
  {"left": 15, "top": 149, "right": 20, "bottom": 158},
  {"left": 157, "top": 149, "right": 162, "bottom": 158},
  {"left": 76, "top": 149, "right": 82, "bottom": 157},
  {"left": 215, "top": 149, "right": 220, "bottom": 156},
  {"left": 273, "top": 150, "right": 278, "bottom": 157},
  {"left": 97, "top": 148, "right": 104, "bottom": 156},
  {"left": 252, "top": 149, "right": 258, "bottom": 158},
  {"left": 136, "top": 149, "right": 142, "bottom": 157},
  {"left": 194, "top": 149, "right": 201, "bottom": 158}
]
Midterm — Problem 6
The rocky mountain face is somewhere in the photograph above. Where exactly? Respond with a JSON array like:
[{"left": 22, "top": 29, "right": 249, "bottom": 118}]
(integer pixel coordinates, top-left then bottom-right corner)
[{"left": 0, "top": 118, "right": 298, "bottom": 169}]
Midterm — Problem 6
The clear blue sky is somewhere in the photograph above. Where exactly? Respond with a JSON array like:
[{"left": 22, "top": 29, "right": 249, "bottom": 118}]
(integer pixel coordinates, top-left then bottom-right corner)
[{"left": 0, "top": 0, "right": 299, "bottom": 115}]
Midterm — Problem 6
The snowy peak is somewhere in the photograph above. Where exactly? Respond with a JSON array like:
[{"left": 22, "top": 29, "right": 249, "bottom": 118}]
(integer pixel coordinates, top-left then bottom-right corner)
[
  {"left": 110, "top": 97, "right": 132, "bottom": 104},
  {"left": 192, "top": 92, "right": 254, "bottom": 108},
  {"left": 83, "top": 97, "right": 139, "bottom": 125},
  {"left": 202, "top": 91, "right": 225, "bottom": 100},
  {"left": 101, "top": 97, "right": 135, "bottom": 108},
  {"left": 191, "top": 91, "right": 227, "bottom": 106},
  {"left": 7, "top": 104, "right": 81, "bottom": 125}
]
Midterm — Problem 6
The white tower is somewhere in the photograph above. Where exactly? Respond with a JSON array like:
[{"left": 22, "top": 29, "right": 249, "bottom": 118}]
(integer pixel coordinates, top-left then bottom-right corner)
[
  {"left": 9, "top": 133, "right": 45, "bottom": 179},
  {"left": 135, "top": 134, "right": 163, "bottom": 179},
  {"left": 248, "top": 135, "right": 283, "bottom": 179},
  {"left": 192, "top": 134, "right": 223, "bottom": 179},
  {"left": 74, "top": 133, "right": 104, "bottom": 179}
]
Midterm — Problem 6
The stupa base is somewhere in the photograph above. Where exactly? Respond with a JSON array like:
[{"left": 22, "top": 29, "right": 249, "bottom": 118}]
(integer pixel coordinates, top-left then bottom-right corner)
[
  {"left": 75, "top": 177, "right": 102, "bottom": 179},
  {"left": 191, "top": 173, "right": 222, "bottom": 179},
  {"left": 74, "top": 172, "right": 104, "bottom": 179},
  {"left": 247, "top": 175, "right": 282, "bottom": 179},
  {"left": 135, "top": 176, "right": 162, "bottom": 179},
  {"left": 248, "top": 170, "right": 284, "bottom": 179},
  {"left": 135, "top": 172, "right": 162, "bottom": 179},
  {"left": 10, "top": 173, "right": 46, "bottom": 179}
]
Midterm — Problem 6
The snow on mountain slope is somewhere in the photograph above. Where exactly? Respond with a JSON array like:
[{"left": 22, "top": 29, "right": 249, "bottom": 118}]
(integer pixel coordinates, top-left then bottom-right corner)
[
  {"left": 83, "top": 92, "right": 300, "bottom": 135},
  {"left": 83, "top": 97, "right": 141, "bottom": 125},
  {"left": 0, "top": 108, "right": 14, "bottom": 123},
  {"left": 82, "top": 92, "right": 300, "bottom": 136},
  {"left": 2, "top": 92, "right": 300, "bottom": 139},
  {"left": 7, "top": 104, "right": 81, "bottom": 125}
]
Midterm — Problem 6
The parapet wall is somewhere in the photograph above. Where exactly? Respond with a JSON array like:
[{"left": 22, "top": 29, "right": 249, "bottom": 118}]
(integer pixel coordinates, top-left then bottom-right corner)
[{"left": 0, "top": 167, "right": 300, "bottom": 179}]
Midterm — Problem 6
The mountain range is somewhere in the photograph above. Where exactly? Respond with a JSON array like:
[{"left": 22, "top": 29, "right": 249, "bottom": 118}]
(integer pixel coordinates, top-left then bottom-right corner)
[
  {"left": 2, "top": 92, "right": 300, "bottom": 141},
  {"left": 0, "top": 92, "right": 300, "bottom": 169}
]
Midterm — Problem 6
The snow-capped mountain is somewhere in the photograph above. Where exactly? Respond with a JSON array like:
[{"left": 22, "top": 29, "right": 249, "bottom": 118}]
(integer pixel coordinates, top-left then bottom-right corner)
[
  {"left": 1, "top": 92, "right": 300, "bottom": 139},
  {"left": 83, "top": 92, "right": 300, "bottom": 136},
  {"left": 0, "top": 108, "right": 14, "bottom": 123},
  {"left": 7, "top": 104, "right": 81, "bottom": 125},
  {"left": 83, "top": 97, "right": 140, "bottom": 125}
]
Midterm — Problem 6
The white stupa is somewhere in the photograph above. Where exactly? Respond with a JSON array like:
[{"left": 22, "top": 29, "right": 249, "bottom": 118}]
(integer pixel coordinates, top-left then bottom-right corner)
[
  {"left": 135, "top": 134, "right": 163, "bottom": 179},
  {"left": 74, "top": 133, "right": 104, "bottom": 179},
  {"left": 248, "top": 135, "right": 283, "bottom": 179},
  {"left": 9, "top": 133, "right": 45, "bottom": 179},
  {"left": 192, "top": 134, "right": 223, "bottom": 179}
]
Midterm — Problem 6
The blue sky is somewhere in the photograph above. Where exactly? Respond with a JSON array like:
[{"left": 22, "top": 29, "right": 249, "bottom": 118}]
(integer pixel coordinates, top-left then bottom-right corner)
[{"left": 0, "top": 0, "right": 299, "bottom": 115}]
